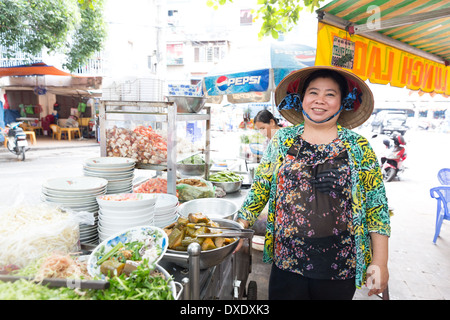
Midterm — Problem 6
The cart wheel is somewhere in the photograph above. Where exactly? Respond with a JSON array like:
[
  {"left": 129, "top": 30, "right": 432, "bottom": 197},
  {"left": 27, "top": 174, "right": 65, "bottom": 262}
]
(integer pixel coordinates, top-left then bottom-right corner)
[{"left": 247, "top": 280, "right": 257, "bottom": 300}]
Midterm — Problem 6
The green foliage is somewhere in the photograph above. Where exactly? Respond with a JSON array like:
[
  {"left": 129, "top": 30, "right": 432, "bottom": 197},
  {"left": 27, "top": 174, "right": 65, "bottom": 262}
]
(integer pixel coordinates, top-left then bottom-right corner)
[
  {"left": 0, "top": 0, "right": 106, "bottom": 72},
  {"left": 206, "top": 0, "right": 325, "bottom": 39},
  {"left": 63, "top": 0, "right": 107, "bottom": 71}
]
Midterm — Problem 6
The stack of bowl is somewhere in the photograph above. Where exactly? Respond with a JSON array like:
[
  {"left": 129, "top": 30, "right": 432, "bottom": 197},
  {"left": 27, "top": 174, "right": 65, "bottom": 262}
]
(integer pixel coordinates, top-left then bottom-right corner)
[
  {"left": 83, "top": 157, "right": 135, "bottom": 194},
  {"left": 96, "top": 193, "right": 157, "bottom": 242},
  {"left": 41, "top": 176, "right": 108, "bottom": 245},
  {"left": 153, "top": 193, "right": 179, "bottom": 228}
]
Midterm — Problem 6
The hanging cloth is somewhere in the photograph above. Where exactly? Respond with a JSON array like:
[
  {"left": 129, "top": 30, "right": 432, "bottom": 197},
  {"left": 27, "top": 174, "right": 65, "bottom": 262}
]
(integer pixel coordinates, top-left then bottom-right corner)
[
  {"left": 78, "top": 102, "right": 87, "bottom": 113},
  {"left": 19, "top": 104, "right": 27, "bottom": 117},
  {"left": 25, "top": 105, "right": 34, "bottom": 114},
  {"left": 3, "top": 94, "right": 9, "bottom": 109}
]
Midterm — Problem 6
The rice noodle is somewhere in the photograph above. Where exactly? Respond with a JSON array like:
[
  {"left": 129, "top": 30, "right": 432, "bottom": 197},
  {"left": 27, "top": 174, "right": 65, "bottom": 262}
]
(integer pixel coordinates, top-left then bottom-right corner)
[
  {"left": 34, "top": 253, "right": 91, "bottom": 281},
  {"left": 0, "top": 204, "right": 80, "bottom": 268}
]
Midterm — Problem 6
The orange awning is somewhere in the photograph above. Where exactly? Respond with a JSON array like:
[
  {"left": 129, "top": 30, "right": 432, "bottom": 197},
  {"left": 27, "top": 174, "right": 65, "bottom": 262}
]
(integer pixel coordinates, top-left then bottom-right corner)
[{"left": 0, "top": 62, "right": 73, "bottom": 77}]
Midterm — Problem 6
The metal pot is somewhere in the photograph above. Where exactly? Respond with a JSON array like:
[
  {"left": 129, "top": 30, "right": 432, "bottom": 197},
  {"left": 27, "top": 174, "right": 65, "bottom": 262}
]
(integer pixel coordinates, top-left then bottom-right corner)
[
  {"left": 210, "top": 180, "right": 242, "bottom": 193},
  {"left": 166, "top": 96, "right": 207, "bottom": 113},
  {"left": 161, "top": 218, "right": 241, "bottom": 269},
  {"left": 177, "top": 163, "right": 211, "bottom": 176},
  {"left": 177, "top": 198, "right": 238, "bottom": 220}
]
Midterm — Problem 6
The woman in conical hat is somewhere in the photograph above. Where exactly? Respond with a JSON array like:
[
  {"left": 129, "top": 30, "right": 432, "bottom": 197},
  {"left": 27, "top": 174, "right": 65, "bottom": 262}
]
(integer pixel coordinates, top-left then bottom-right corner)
[{"left": 236, "top": 66, "right": 390, "bottom": 300}]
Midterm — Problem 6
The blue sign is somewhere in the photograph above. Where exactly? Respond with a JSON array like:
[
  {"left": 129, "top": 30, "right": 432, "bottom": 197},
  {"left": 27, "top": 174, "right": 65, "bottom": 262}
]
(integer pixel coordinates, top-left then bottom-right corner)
[{"left": 204, "top": 69, "right": 270, "bottom": 96}]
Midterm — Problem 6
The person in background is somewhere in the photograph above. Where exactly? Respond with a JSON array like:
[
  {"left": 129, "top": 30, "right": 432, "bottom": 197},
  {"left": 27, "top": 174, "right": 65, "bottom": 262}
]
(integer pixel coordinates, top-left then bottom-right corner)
[
  {"left": 253, "top": 109, "right": 281, "bottom": 140},
  {"left": 236, "top": 66, "right": 390, "bottom": 300},
  {"left": 65, "top": 115, "right": 79, "bottom": 128}
]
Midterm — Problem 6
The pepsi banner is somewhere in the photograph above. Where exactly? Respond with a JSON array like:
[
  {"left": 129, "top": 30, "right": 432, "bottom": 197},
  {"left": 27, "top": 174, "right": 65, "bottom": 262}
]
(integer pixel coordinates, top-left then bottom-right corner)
[{"left": 204, "top": 69, "right": 270, "bottom": 96}]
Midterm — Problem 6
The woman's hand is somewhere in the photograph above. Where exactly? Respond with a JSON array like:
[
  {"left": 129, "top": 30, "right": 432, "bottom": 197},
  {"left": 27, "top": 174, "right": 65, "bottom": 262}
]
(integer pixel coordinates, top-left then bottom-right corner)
[
  {"left": 366, "top": 262, "right": 389, "bottom": 296},
  {"left": 233, "top": 219, "right": 249, "bottom": 253}
]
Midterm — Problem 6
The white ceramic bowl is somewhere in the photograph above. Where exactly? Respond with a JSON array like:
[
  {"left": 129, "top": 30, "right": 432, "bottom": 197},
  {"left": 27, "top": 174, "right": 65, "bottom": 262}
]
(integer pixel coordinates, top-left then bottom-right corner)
[
  {"left": 96, "top": 193, "right": 157, "bottom": 209},
  {"left": 155, "top": 193, "right": 179, "bottom": 209},
  {"left": 98, "top": 214, "right": 154, "bottom": 227},
  {"left": 99, "top": 205, "right": 155, "bottom": 217},
  {"left": 98, "top": 219, "right": 153, "bottom": 232},
  {"left": 154, "top": 206, "right": 178, "bottom": 216}
]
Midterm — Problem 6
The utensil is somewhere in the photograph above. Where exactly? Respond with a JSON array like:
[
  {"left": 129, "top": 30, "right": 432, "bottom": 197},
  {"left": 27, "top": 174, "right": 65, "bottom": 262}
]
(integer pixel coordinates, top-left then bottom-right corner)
[
  {"left": 195, "top": 228, "right": 254, "bottom": 239},
  {"left": 189, "top": 224, "right": 254, "bottom": 238},
  {"left": 0, "top": 274, "right": 109, "bottom": 290}
]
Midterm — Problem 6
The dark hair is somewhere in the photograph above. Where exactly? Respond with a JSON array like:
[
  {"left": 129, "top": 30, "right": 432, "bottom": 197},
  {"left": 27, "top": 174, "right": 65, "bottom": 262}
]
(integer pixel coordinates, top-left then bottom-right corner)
[
  {"left": 254, "top": 109, "right": 278, "bottom": 125},
  {"left": 301, "top": 69, "right": 348, "bottom": 103}
]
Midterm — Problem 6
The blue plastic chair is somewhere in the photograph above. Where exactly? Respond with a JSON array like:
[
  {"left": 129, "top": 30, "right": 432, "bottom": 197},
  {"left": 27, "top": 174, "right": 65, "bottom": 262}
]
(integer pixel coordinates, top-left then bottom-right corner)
[
  {"left": 430, "top": 186, "right": 450, "bottom": 243},
  {"left": 438, "top": 168, "right": 450, "bottom": 185}
]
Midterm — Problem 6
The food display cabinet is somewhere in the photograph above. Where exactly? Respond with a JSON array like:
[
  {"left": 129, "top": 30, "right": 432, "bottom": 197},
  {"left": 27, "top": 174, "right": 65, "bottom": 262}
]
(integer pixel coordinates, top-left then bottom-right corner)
[{"left": 98, "top": 100, "right": 211, "bottom": 195}]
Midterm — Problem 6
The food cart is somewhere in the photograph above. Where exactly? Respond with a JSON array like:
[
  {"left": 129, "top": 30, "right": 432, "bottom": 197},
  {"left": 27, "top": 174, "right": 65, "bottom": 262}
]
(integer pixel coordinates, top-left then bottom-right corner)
[{"left": 97, "top": 98, "right": 257, "bottom": 300}]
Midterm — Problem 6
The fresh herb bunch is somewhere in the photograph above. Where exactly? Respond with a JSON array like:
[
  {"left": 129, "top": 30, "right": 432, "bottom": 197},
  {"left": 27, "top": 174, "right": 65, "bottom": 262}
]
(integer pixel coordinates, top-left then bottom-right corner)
[{"left": 91, "top": 260, "right": 174, "bottom": 300}]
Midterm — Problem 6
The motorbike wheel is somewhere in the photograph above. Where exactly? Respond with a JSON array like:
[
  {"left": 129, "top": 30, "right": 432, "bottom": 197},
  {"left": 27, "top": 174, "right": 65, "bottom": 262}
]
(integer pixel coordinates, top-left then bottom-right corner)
[
  {"left": 18, "top": 146, "right": 26, "bottom": 161},
  {"left": 383, "top": 168, "right": 396, "bottom": 182}
]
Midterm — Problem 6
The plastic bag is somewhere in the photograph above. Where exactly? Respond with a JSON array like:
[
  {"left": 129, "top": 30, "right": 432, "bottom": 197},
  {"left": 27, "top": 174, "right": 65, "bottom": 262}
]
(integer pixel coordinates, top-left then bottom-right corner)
[
  {"left": 0, "top": 203, "right": 84, "bottom": 268},
  {"left": 176, "top": 178, "right": 215, "bottom": 202}
]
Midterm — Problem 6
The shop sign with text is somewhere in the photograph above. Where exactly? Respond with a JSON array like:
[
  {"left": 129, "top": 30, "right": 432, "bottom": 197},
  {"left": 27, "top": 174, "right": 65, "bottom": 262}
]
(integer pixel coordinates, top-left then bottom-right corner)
[{"left": 315, "top": 22, "right": 450, "bottom": 96}]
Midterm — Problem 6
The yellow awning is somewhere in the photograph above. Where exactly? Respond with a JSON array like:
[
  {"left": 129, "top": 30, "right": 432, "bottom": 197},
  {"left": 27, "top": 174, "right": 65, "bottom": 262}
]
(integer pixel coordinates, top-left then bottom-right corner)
[{"left": 316, "top": 0, "right": 450, "bottom": 96}]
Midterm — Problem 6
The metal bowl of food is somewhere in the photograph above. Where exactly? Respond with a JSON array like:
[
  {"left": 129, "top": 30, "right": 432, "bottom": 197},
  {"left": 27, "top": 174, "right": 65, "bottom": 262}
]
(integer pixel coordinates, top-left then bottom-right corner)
[
  {"left": 177, "top": 198, "right": 239, "bottom": 220},
  {"left": 166, "top": 95, "right": 207, "bottom": 113},
  {"left": 177, "top": 163, "right": 211, "bottom": 176},
  {"left": 162, "top": 218, "right": 241, "bottom": 269},
  {"left": 211, "top": 180, "right": 242, "bottom": 193}
]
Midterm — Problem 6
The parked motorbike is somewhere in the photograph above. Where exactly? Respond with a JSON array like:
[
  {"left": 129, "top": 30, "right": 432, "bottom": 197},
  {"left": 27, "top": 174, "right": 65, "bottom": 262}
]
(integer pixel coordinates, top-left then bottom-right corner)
[
  {"left": 3, "top": 122, "right": 28, "bottom": 161},
  {"left": 380, "top": 132, "right": 407, "bottom": 182}
]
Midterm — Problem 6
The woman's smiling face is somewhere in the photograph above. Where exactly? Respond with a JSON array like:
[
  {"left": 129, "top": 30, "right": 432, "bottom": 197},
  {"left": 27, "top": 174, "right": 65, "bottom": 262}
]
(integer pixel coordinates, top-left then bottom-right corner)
[{"left": 301, "top": 77, "right": 342, "bottom": 125}]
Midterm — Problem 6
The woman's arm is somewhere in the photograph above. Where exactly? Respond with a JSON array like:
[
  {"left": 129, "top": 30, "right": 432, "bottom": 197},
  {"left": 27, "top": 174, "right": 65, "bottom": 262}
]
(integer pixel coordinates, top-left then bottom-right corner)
[
  {"left": 360, "top": 137, "right": 390, "bottom": 295},
  {"left": 367, "top": 232, "right": 389, "bottom": 296},
  {"left": 237, "top": 130, "right": 282, "bottom": 227}
]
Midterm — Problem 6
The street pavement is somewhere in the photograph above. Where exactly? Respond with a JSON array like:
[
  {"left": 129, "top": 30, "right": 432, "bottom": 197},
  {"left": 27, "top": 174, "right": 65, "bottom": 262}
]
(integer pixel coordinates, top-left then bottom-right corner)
[{"left": 1, "top": 130, "right": 450, "bottom": 300}]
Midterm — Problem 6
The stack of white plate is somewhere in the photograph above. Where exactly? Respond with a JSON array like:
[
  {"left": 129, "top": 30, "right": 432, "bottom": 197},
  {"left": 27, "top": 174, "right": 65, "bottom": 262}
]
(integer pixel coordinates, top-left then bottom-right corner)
[
  {"left": 83, "top": 157, "right": 136, "bottom": 194},
  {"left": 41, "top": 176, "right": 108, "bottom": 245},
  {"left": 153, "top": 193, "right": 179, "bottom": 228},
  {"left": 96, "top": 193, "right": 157, "bottom": 242}
]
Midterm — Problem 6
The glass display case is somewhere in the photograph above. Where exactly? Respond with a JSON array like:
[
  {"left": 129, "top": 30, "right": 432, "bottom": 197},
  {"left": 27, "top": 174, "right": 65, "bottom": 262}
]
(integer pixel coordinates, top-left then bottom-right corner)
[{"left": 99, "top": 100, "right": 211, "bottom": 195}]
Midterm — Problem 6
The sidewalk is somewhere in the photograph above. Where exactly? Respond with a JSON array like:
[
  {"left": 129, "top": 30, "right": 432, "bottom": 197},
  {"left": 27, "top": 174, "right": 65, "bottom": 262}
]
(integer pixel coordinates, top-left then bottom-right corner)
[{"left": 0, "top": 135, "right": 100, "bottom": 153}]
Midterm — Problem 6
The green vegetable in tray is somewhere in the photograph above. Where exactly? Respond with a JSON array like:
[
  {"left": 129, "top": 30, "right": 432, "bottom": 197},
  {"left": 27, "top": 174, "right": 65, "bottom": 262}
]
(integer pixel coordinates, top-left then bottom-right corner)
[
  {"left": 240, "top": 132, "right": 265, "bottom": 144},
  {"left": 209, "top": 170, "right": 243, "bottom": 182},
  {"left": 0, "top": 260, "right": 174, "bottom": 300},
  {"left": 92, "top": 260, "right": 174, "bottom": 300},
  {"left": 179, "top": 154, "right": 205, "bottom": 164},
  {"left": 0, "top": 279, "right": 84, "bottom": 300}
]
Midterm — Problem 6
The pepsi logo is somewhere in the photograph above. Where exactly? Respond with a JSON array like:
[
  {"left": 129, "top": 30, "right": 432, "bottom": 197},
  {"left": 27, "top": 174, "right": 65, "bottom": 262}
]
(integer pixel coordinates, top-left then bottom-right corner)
[
  {"left": 215, "top": 75, "right": 262, "bottom": 92},
  {"left": 216, "top": 76, "right": 229, "bottom": 91}
]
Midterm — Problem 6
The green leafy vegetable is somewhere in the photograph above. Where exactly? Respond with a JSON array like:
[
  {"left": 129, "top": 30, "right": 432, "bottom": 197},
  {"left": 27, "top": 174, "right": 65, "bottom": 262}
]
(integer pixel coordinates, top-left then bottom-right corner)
[
  {"left": 96, "top": 242, "right": 124, "bottom": 265},
  {"left": 179, "top": 154, "right": 205, "bottom": 164},
  {"left": 91, "top": 261, "right": 174, "bottom": 300}
]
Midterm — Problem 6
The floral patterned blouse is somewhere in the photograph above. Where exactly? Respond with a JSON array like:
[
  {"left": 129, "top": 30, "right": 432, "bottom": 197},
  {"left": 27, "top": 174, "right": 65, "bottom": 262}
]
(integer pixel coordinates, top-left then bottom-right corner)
[
  {"left": 274, "top": 136, "right": 356, "bottom": 280},
  {"left": 238, "top": 123, "right": 391, "bottom": 288}
]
